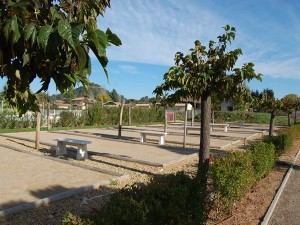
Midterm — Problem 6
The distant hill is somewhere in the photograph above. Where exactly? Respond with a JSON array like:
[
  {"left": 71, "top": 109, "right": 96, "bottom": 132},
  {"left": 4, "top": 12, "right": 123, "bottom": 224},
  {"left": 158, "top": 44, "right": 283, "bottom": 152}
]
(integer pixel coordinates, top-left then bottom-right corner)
[
  {"left": 73, "top": 82, "right": 109, "bottom": 99},
  {"left": 50, "top": 82, "right": 111, "bottom": 102}
]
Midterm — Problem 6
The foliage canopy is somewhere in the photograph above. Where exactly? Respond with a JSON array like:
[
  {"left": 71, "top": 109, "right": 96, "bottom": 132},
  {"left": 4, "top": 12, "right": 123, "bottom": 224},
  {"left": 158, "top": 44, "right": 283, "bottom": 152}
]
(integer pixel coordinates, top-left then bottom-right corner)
[{"left": 0, "top": 0, "right": 121, "bottom": 114}]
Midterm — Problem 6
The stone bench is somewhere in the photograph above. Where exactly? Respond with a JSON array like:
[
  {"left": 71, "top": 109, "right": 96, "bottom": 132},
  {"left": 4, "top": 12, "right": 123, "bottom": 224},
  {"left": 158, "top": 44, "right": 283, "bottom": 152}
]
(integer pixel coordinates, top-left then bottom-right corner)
[
  {"left": 186, "top": 123, "right": 229, "bottom": 134},
  {"left": 55, "top": 138, "right": 92, "bottom": 160},
  {"left": 210, "top": 123, "right": 230, "bottom": 132},
  {"left": 186, "top": 126, "right": 200, "bottom": 134},
  {"left": 140, "top": 131, "right": 168, "bottom": 145}
]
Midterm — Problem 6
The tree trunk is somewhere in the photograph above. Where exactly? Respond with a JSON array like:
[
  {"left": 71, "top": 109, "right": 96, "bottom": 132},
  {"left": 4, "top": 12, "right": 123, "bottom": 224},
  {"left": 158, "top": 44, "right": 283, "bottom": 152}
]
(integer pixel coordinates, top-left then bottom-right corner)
[
  {"left": 35, "top": 112, "right": 41, "bottom": 149},
  {"left": 269, "top": 111, "right": 275, "bottom": 137},
  {"left": 183, "top": 103, "right": 188, "bottom": 148},
  {"left": 211, "top": 108, "right": 215, "bottom": 124},
  {"left": 198, "top": 91, "right": 211, "bottom": 184},
  {"left": 118, "top": 99, "right": 125, "bottom": 139},
  {"left": 294, "top": 110, "right": 297, "bottom": 125},
  {"left": 287, "top": 113, "right": 291, "bottom": 126},
  {"left": 164, "top": 106, "right": 168, "bottom": 133}
]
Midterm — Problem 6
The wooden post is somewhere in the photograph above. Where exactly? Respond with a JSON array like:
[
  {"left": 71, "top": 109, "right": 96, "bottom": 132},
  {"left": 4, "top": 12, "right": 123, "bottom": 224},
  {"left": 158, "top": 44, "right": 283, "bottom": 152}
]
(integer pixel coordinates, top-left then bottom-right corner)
[
  {"left": 47, "top": 102, "right": 50, "bottom": 130},
  {"left": 164, "top": 106, "right": 168, "bottom": 133},
  {"left": 118, "top": 99, "right": 125, "bottom": 139},
  {"left": 35, "top": 112, "right": 41, "bottom": 149},
  {"left": 191, "top": 107, "right": 194, "bottom": 126},
  {"left": 183, "top": 103, "right": 188, "bottom": 148},
  {"left": 128, "top": 106, "right": 132, "bottom": 125}
]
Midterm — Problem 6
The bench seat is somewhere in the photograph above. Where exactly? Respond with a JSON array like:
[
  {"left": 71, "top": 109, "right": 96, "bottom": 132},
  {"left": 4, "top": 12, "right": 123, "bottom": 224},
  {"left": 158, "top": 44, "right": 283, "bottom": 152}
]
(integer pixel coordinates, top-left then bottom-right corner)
[
  {"left": 140, "top": 131, "right": 168, "bottom": 145},
  {"left": 55, "top": 138, "right": 92, "bottom": 160}
]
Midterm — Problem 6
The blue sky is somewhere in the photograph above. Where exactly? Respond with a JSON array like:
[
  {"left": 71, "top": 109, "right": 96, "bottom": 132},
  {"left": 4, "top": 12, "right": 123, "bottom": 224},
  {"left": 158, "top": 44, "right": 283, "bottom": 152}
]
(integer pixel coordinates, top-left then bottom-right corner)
[{"left": 3, "top": 0, "right": 300, "bottom": 100}]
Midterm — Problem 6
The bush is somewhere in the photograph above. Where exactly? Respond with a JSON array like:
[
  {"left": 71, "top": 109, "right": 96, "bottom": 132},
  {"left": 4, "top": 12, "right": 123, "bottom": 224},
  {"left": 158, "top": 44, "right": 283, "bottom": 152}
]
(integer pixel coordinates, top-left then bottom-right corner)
[
  {"left": 263, "top": 134, "right": 290, "bottom": 157},
  {"left": 92, "top": 172, "right": 206, "bottom": 225},
  {"left": 248, "top": 142, "right": 275, "bottom": 180},
  {"left": 212, "top": 111, "right": 288, "bottom": 125},
  {"left": 62, "top": 212, "right": 94, "bottom": 225},
  {"left": 263, "top": 125, "right": 300, "bottom": 157},
  {"left": 211, "top": 152, "right": 255, "bottom": 208},
  {"left": 59, "top": 111, "right": 78, "bottom": 127}
]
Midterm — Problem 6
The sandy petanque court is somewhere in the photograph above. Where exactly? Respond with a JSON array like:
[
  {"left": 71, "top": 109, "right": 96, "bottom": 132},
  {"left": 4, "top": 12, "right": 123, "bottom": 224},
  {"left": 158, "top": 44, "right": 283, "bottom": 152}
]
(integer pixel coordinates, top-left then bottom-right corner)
[{"left": 0, "top": 124, "right": 269, "bottom": 217}]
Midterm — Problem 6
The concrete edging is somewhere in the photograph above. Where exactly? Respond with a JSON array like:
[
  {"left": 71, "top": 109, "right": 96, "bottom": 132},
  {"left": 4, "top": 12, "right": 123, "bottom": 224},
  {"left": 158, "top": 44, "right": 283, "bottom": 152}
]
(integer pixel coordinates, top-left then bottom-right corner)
[
  {"left": 261, "top": 149, "right": 300, "bottom": 225},
  {"left": 0, "top": 176, "right": 130, "bottom": 217}
]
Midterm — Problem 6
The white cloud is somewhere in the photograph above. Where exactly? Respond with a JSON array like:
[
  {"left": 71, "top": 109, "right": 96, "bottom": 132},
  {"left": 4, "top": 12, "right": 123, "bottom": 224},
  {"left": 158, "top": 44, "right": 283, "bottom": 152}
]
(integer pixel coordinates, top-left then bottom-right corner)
[
  {"left": 254, "top": 57, "right": 300, "bottom": 79},
  {"left": 117, "top": 64, "right": 140, "bottom": 74},
  {"left": 97, "top": 0, "right": 300, "bottom": 80},
  {"left": 99, "top": 0, "right": 225, "bottom": 66}
]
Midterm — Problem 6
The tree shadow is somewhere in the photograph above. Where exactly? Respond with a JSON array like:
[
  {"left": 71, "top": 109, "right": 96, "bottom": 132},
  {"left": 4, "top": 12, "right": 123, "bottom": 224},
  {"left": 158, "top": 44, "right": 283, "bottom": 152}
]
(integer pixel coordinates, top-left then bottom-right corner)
[{"left": 1, "top": 185, "right": 77, "bottom": 214}]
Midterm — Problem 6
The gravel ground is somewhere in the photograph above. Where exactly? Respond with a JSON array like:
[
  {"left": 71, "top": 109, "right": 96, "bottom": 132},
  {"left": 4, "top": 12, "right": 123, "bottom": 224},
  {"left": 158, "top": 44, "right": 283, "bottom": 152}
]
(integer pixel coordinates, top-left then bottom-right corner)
[
  {"left": 0, "top": 136, "right": 199, "bottom": 225},
  {"left": 0, "top": 131, "right": 291, "bottom": 225}
]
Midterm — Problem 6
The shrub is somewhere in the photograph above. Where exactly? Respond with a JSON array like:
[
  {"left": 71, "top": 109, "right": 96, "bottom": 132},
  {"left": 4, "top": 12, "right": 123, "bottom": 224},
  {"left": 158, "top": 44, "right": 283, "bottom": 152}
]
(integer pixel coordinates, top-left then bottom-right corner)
[
  {"left": 62, "top": 212, "right": 94, "bottom": 225},
  {"left": 263, "top": 134, "right": 290, "bottom": 157},
  {"left": 248, "top": 142, "right": 275, "bottom": 180},
  {"left": 211, "top": 111, "right": 288, "bottom": 125},
  {"left": 59, "top": 111, "right": 78, "bottom": 127},
  {"left": 93, "top": 172, "right": 206, "bottom": 225},
  {"left": 211, "top": 152, "right": 255, "bottom": 209}
]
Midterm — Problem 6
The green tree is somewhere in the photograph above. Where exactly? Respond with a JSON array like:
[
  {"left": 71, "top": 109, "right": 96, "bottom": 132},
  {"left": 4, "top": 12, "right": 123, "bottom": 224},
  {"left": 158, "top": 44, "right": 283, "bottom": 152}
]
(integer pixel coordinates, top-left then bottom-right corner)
[
  {"left": 96, "top": 92, "right": 111, "bottom": 103},
  {"left": 154, "top": 25, "right": 261, "bottom": 202},
  {"left": 0, "top": 0, "right": 121, "bottom": 114},
  {"left": 63, "top": 86, "right": 75, "bottom": 103},
  {"left": 110, "top": 89, "right": 120, "bottom": 102},
  {"left": 258, "top": 91, "right": 282, "bottom": 136},
  {"left": 281, "top": 94, "right": 299, "bottom": 126}
]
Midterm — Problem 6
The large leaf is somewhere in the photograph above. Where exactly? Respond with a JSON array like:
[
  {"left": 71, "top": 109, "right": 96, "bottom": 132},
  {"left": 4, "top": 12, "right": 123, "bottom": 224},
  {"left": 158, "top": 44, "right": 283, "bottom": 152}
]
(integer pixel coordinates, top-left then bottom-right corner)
[
  {"left": 71, "top": 23, "right": 85, "bottom": 42},
  {"left": 4, "top": 16, "right": 20, "bottom": 43},
  {"left": 106, "top": 28, "right": 122, "bottom": 46},
  {"left": 37, "top": 25, "right": 53, "bottom": 51},
  {"left": 95, "top": 29, "right": 108, "bottom": 53},
  {"left": 50, "top": 6, "right": 63, "bottom": 20},
  {"left": 76, "top": 44, "right": 87, "bottom": 73},
  {"left": 86, "top": 21, "right": 108, "bottom": 56},
  {"left": 24, "top": 23, "right": 37, "bottom": 44},
  {"left": 58, "top": 19, "right": 76, "bottom": 51}
]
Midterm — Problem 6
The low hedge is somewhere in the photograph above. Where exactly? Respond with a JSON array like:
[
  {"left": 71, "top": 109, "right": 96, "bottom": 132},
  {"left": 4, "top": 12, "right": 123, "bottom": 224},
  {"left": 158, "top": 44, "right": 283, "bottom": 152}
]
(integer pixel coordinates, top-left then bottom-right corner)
[
  {"left": 211, "top": 125, "right": 300, "bottom": 211},
  {"left": 211, "top": 152, "right": 256, "bottom": 208},
  {"left": 248, "top": 142, "right": 275, "bottom": 180},
  {"left": 63, "top": 172, "right": 206, "bottom": 225},
  {"left": 211, "top": 142, "right": 276, "bottom": 209}
]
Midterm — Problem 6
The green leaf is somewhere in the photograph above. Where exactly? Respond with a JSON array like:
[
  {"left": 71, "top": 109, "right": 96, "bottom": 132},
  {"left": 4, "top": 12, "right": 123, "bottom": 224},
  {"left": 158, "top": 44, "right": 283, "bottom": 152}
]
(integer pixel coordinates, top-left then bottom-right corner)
[
  {"left": 58, "top": 20, "right": 76, "bottom": 51},
  {"left": 37, "top": 25, "right": 53, "bottom": 50},
  {"left": 50, "top": 7, "right": 63, "bottom": 20},
  {"left": 15, "top": 70, "right": 21, "bottom": 80},
  {"left": 24, "top": 23, "right": 37, "bottom": 43},
  {"left": 71, "top": 23, "right": 85, "bottom": 42},
  {"left": 106, "top": 28, "right": 122, "bottom": 46},
  {"left": 63, "top": 73, "right": 76, "bottom": 83},
  {"left": 95, "top": 29, "right": 108, "bottom": 55},
  {"left": 4, "top": 16, "right": 20, "bottom": 43},
  {"left": 76, "top": 44, "right": 87, "bottom": 73},
  {"left": 22, "top": 53, "right": 30, "bottom": 66}
]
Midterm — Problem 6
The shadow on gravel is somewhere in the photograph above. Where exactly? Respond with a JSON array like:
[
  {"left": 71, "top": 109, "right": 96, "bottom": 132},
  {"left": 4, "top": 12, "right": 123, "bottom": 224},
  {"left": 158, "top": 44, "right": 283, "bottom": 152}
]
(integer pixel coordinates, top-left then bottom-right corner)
[{"left": 0, "top": 185, "right": 75, "bottom": 213}]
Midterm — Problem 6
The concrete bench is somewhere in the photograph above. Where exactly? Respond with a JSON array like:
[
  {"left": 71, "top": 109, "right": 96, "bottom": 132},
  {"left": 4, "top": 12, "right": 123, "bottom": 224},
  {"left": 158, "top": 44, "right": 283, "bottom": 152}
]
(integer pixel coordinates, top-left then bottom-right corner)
[
  {"left": 140, "top": 131, "right": 168, "bottom": 145},
  {"left": 186, "top": 124, "right": 229, "bottom": 134},
  {"left": 210, "top": 123, "right": 229, "bottom": 132},
  {"left": 186, "top": 126, "right": 200, "bottom": 134},
  {"left": 55, "top": 138, "right": 92, "bottom": 160}
]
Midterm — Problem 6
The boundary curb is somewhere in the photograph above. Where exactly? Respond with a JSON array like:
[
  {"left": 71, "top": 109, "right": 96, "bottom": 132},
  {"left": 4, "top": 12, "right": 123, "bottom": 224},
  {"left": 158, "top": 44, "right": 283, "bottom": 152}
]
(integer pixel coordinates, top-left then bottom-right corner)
[{"left": 261, "top": 149, "right": 300, "bottom": 225}]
